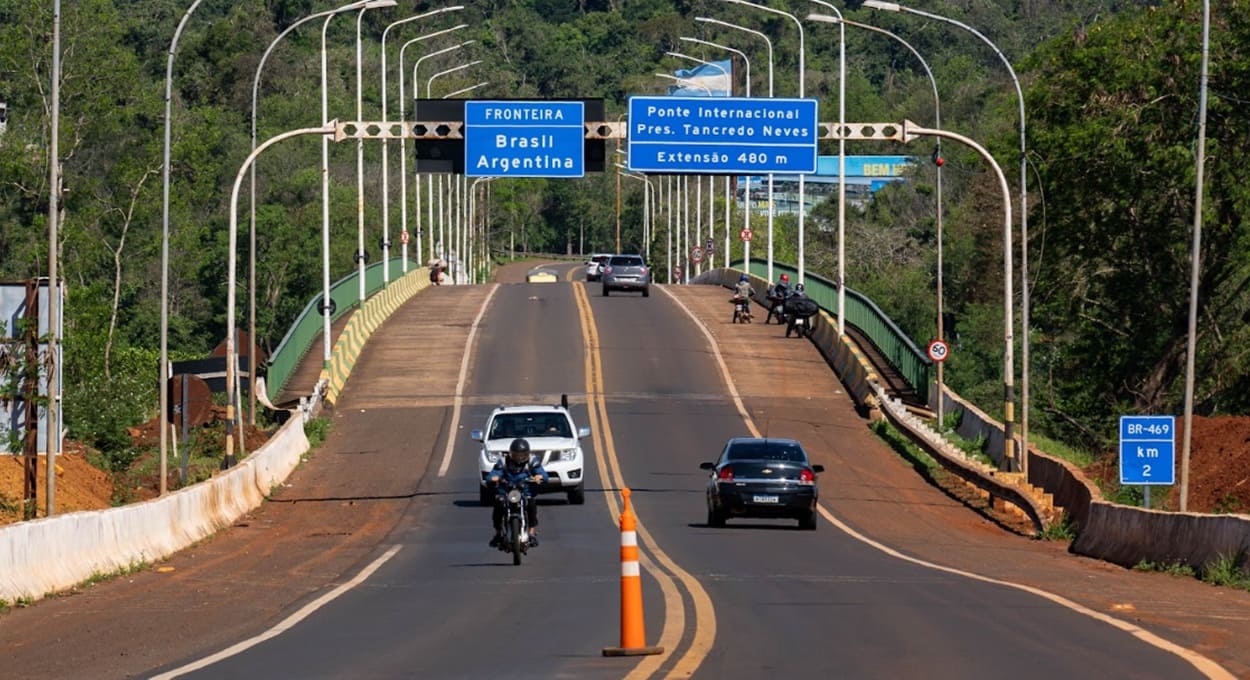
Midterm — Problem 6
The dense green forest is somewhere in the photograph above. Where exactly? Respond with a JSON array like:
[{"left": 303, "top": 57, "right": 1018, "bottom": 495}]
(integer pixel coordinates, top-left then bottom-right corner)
[{"left": 0, "top": 0, "right": 1246, "bottom": 466}]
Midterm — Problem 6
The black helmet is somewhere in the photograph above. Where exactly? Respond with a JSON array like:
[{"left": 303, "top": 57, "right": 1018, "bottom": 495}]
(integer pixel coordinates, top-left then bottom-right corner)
[{"left": 507, "top": 438, "right": 530, "bottom": 467}]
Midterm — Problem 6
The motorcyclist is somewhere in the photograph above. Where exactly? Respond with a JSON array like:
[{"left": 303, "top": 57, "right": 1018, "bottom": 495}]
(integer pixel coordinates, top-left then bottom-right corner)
[
  {"left": 731, "top": 273, "right": 755, "bottom": 322},
  {"left": 766, "top": 273, "right": 791, "bottom": 324},
  {"left": 785, "top": 283, "right": 811, "bottom": 338},
  {"left": 488, "top": 438, "right": 548, "bottom": 548}
]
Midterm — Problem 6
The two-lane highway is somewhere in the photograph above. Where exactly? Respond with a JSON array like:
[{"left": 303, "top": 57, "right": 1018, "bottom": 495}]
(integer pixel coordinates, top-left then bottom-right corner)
[{"left": 3, "top": 261, "right": 1238, "bottom": 679}]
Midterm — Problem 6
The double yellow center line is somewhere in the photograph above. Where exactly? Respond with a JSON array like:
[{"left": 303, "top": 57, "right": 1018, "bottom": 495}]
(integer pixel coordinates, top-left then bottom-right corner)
[{"left": 570, "top": 280, "right": 716, "bottom": 679}]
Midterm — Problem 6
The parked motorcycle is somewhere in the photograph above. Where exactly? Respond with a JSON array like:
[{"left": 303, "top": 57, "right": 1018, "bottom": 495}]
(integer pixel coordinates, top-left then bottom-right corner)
[
  {"left": 785, "top": 297, "right": 820, "bottom": 338},
  {"left": 495, "top": 479, "right": 533, "bottom": 565}
]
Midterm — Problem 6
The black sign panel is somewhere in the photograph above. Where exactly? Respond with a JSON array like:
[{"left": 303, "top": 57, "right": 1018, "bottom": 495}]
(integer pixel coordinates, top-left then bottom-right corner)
[{"left": 413, "top": 98, "right": 605, "bottom": 174}]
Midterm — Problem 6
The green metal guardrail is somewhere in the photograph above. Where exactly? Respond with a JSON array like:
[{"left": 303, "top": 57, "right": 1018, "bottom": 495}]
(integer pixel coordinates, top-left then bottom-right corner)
[
  {"left": 266, "top": 257, "right": 414, "bottom": 402},
  {"left": 732, "top": 259, "right": 931, "bottom": 404}
]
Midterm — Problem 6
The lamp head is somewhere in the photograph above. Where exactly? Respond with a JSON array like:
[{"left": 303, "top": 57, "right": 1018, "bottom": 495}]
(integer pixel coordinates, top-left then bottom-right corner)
[
  {"left": 862, "top": 1, "right": 902, "bottom": 11},
  {"left": 363, "top": 0, "right": 398, "bottom": 8},
  {"left": 805, "top": 13, "right": 841, "bottom": 24}
]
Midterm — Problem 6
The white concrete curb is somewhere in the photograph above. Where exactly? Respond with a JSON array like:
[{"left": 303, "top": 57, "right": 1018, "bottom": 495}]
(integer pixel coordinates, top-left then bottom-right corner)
[{"left": 0, "top": 413, "right": 310, "bottom": 603}]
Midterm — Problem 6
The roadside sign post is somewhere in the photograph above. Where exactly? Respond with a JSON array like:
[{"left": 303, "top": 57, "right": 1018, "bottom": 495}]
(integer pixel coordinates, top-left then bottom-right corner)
[
  {"left": 740, "top": 229, "right": 752, "bottom": 242},
  {"left": 1119, "top": 415, "right": 1176, "bottom": 509},
  {"left": 927, "top": 339, "right": 949, "bottom": 363},
  {"left": 691, "top": 246, "right": 704, "bottom": 265},
  {"left": 464, "top": 101, "right": 586, "bottom": 178}
]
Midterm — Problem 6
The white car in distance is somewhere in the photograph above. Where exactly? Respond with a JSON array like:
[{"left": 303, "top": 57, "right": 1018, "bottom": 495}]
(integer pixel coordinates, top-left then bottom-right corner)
[
  {"left": 471, "top": 395, "right": 590, "bottom": 506},
  {"left": 585, "top": 253, "right": 612, "bottom": 282}
]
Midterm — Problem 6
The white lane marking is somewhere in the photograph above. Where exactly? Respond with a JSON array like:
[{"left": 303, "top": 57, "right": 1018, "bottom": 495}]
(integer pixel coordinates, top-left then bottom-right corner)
[
  {"left": 438, "top": 284, "right": 500, "bottom": 477},
  {"left": 150, "top": 545, "right": 403, "bottom": 679},
  {"left": 814, "top": 506, "right": 1233, "bottom": 679},
  {"left": 656, "top": 285, "right": 760, "bottom": 438},
  {"left": 662, "top": 286, "right": 1233, "bottom": 680}
]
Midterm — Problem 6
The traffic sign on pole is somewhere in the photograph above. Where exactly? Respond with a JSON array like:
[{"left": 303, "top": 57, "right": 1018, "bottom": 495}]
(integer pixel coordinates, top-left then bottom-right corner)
[
  {"left": 691, "top": 247, "right": 704, "bottom": 264},
  {"left": 626, "top": 96, "right": 818, "bottom": 174},
  {"left": 1119, "top": 415, "right": 1176, "bottom": 485},
  {"left": 400, "top": 230, "right": 409, "bottom": 245},
  {"left": 465, "top": 101, "right": 585, "bottom": 178},
  {"left": 740, "top": 229, "right": 752, "bottom": 242},
  {"left": 927, "top": 339, "right": 949, "bottom": 363}
]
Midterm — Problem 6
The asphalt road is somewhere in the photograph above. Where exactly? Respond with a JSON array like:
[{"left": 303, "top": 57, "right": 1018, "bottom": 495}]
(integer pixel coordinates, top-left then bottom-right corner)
[{"left": 1, "top": 260, "right": 1245, "bottom": 680}]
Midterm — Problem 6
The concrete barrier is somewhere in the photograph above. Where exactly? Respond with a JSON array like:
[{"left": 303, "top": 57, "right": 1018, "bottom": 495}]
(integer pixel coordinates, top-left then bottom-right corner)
[
  {"left": 0, "top": 411, "right": 310, "bottom": 603},
  {"left": 324, "top": 267, "right": 431, "bottom": 404},
  {"left": 940, "top": 379, "right": 1250, "bottom": 571}
]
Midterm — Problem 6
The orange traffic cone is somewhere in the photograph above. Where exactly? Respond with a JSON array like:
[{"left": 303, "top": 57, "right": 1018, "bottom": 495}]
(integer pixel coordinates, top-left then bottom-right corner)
[{"left": 603, "top": 488, "right": 664, "bottom": 657}]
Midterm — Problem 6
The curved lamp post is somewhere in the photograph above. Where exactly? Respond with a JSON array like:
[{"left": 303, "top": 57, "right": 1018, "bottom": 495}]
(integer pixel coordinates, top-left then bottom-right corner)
[
  {"left": 397, "top": 24, "right": 468, "bottom": 272},
  {"left": 804, "top": 0, "right": 847, "bottom": 336},
  {"left": 413, "top": 40, "right": 475, "bottom": 263},
  {"left": 428, "top": 59, "right": 482, "bottom": 276},
  {"left": 808, "top": 11, "right": 945, "bottom": 423},
  {"left": 380, "top": 7, "right": 464, "bottom": 282},
  {"left": 865, "top": 0, "right": 1028, "bottom": 472},
  {"left": 159, "top": 0, "right": 207, "bottom": 492},
  {"left": 443, "top": 81, "right": 488, "bottom": 282},
  {"left": 248, "top": 0, "right": 380, "bottom": 431},
  {"left": 719, "top": 0, "right": 811, "bottom": 289},
  {"left": 226, "top": 122, "right": 338, "bottom": 465},
  {"left": 904, "top": 122, "right": 1015, "bottom": 471},
  {"left": 680, "top": 36, "right": 750, "bottom": 270},
  {"left": 695, "top": 15, "right": 775, "bottom": 283},
  {"left": 667, "top": 51, "right": 728, "bottom": 274}
]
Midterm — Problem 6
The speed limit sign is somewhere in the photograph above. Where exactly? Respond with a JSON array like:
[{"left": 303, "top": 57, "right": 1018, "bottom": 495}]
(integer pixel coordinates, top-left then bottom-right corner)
[
  {"left": 927, "top": 339, "right": 950, "bottom": 363},
  {"left": 400, "top": 230, "right": 410, "bottom": 245},
  {"left": 740, "top": 228, "right": 753, "bottom": 242},
  {"left": 691, "top": 246, "right": 704, "bottom": 264}
]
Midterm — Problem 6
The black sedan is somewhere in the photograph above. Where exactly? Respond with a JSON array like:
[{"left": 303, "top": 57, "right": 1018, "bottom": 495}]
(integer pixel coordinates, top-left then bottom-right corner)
[{"left": 701, "top": 437, "right": 823, "bottom": 530}]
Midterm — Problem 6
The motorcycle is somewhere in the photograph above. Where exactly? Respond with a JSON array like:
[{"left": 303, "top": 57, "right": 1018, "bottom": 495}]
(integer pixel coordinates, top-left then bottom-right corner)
[
  {"left": 730, "top": 295, "right": 753, "bottom": 324},
  {"left": 495, "top": 478, "right": 533, "bottom": 566},
  {"left": 785, "top": 297, "right": 820, "bottom": 338}
]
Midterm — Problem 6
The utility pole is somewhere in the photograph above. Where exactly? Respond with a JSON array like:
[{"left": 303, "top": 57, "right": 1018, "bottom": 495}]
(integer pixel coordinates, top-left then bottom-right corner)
[{"left": 46, "top": 0, "right": 62, "bottom": 516}]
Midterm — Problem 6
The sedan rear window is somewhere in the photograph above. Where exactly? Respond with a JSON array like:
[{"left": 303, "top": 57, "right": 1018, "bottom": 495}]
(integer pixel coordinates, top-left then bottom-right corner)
[
  {"left": 610, "top": 256, "right": 644, "bottom": 266},
  {"left": 726, "top": 442, "right": 808, "bottom": 462}
]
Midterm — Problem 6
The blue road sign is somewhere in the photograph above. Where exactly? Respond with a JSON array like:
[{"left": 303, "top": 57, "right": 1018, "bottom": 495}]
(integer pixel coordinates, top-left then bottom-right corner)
[
  {"left": 627, "top": 96, "right": 818, "bottom": 174},
  {"left": 465, "top": 101, "right": 585, "bottom": 178},
  {"left": 1119, "top": 415, "right": 1176, "bottom": 485}
]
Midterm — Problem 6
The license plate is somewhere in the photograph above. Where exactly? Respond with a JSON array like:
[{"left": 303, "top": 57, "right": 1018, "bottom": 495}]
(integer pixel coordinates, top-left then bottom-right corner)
[{"left": 751, "top": 494, "right": 779, "bottom": 504}]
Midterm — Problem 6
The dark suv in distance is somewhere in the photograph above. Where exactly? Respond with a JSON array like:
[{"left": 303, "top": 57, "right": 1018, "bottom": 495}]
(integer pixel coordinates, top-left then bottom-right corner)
[{"left": 601, "top": 255, "right": 651, "bottom": 297}]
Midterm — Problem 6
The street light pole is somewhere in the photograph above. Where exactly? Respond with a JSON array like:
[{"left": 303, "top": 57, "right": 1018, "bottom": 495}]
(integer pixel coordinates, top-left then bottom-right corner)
[
  {"left": 865, "top": 0, "right": 1028, "bottom": 473},
  {"left": 381, "top": 7, "right": 464, "bottom": 282},
  {"left": 227, "top": 123, "right": 337, "bottom": 464},
  {"left": 680, "top": 36, "right": 750, "bottom": 271},
  {"left": 696, "top": 16, "right": 773, "bottom": 283},
  {"left": 1180, "top": 0, "right": 1212, "bottom": 511},
  {"left": 160, "top": 0, "right": 207, "bottom": 492},
  {"left": 442, "top": 83, "right": 487, "bottom": 282},
  {"left": 47, "top": 0, "right": 62, "bottom": 515},
  {"left": 808, "top": 11, "right": 944, "bottom": 422},
  {"left": 250, "top": 0, "right": 378, "bottom": 430},
  {"left": 721, "top": 0, "right": 808, "bottom": 287},
  {"left": 667, "top": 51, "right": 729, "bottom": 274},
  {"left": 412, "top": 40, "right": 475, "bottom": 265},
  {"left": 397, "top": 25, "right": 468, "bottom": 273},
  {"left": 903, "top": 122, "right": 1015, "bottom": 471},
  {"left": 428, "top": 59, "right": 481, "bottom": 274}
]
